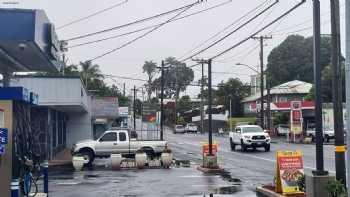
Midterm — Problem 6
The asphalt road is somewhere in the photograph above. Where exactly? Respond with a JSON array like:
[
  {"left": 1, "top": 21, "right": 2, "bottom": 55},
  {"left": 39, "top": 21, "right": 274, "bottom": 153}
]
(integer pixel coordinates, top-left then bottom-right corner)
[{"left": 163, "top": 126, "right": 336, "bottom": 190}]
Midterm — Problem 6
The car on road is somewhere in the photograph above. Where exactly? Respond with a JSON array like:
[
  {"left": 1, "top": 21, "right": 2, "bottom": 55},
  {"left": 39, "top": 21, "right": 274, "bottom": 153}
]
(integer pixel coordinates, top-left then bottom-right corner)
[
  {"left": 229, "top": 125, "right": 271, "bottom": 152},
  {"left": 185, "top": 123, "right": 198, "bottom": 133},
  {"left": 275, "top": 124, "right": 290, "bottom": 135},
  {"left": 174, "top": 125, "right": 186, "bottom": 134},
  {"left": 72, "top": 128, "right": 168, "bottom": 165},
  {"left": 306, "top": 128, "right": 335, "bottom": 142}
]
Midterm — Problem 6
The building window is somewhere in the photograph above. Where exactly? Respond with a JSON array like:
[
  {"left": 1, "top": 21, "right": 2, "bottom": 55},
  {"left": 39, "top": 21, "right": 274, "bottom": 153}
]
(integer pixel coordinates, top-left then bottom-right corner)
[
  {"left": 51, "top": 111, "right": 57, "bottom": 148},
  {"left": 63, "top": 120, "right": 67, "bottom": 145},
  {"left": 58, "top": 113, "right": 63, "bottom": 145}
]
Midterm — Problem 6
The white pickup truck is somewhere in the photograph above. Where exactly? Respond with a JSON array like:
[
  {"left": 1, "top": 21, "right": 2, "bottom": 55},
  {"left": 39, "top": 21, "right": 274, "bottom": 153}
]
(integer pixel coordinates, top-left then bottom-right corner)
[
  {"left": 229, "top": 125, "right": 271, "bottom": 152},
  {"left": 72, "top": 129, "right": 168, "bottom": 165}
]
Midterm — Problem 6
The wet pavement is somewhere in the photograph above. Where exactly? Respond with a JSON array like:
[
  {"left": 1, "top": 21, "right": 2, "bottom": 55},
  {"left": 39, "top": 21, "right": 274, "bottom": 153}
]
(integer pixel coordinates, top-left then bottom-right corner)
[
  {"left": 49, "top": 120, "right": 335, "bottom": 196},
  {"left": 49, "top": 162, "right": 257, "bottom": 197}
]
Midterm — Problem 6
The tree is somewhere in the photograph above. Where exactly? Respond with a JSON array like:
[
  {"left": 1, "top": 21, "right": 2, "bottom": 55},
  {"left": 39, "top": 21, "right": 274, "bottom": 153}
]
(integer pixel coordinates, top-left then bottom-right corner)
[
  {"left": 142, "top": 61, "right": 158, "bottom": 101},
  {"left": 266, "top": 35, "right": 332, "bottom": 86},
  {"left": 152, "top": 57, "right": 194, "bottom": 99},
  {"left": 79, "top": 61, "right": 103, "bottom": 88},
  {"left": 177, "top": 95, "right": 192, "bottom": 114},
  {"left": 216, "top": 78, "right": 250, "bottom": 116},
  {"left": 305, "top": 64, "right": 345, "bottom": 102}
]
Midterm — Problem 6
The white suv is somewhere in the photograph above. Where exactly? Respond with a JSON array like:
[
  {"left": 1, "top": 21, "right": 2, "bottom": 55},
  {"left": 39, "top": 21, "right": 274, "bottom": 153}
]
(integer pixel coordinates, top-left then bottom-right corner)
[{"left": 229, "top": 125, "right": 271, "bottom": 152}]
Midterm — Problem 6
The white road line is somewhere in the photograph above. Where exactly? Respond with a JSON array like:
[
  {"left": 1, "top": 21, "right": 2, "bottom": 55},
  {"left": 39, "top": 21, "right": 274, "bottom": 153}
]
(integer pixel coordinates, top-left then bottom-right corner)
[{"left": 172, "top": 139, "right": 336, "bottom": 174}]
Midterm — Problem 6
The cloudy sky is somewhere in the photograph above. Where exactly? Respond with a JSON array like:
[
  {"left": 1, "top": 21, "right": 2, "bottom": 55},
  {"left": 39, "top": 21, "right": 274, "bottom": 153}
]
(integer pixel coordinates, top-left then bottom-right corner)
[{"left": 2, "top": 0, "right": 346, "bottom": 98}]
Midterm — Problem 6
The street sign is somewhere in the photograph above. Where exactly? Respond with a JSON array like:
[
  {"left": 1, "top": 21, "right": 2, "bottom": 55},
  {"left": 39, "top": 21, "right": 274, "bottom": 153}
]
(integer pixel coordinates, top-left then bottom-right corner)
[
  {"left": 0, "top": 128, "right": 8, "bottom": 144},
  {"left": 0, "top": 144, "right": 4, "bottom": 155}
]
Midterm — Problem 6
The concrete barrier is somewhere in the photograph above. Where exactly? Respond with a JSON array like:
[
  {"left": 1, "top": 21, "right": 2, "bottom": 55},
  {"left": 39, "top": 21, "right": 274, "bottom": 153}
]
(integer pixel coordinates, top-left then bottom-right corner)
[
  {"left": 72, "top": 156, "right": 87, "bottom": 171},
  {"left": 110, "top": 154, "right": 122, "bottom": 170},
  {"left": 135, "top": 152, "right": 147, "bottom": 169},
  {"left": 161, "top": 152, "right": 172, "bottom": 168}
]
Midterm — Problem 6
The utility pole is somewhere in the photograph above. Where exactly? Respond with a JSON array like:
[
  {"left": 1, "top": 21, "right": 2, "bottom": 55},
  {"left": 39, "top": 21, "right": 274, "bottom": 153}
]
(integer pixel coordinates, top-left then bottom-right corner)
[
  {"left": 208, "top": 59, "right": 213, "bottom": 156},
  {"left": 123, "top": 83, "right": 126, "bottom": 97},
  {"left": 229, "top": 95, "right": 232, "bottom": 132},
  {"left": 160, "top": 61, "right": 165, "bottom": 141},
  {"left": 266, "top": 85, "right": 271, "bottom": 132},
  {"left": 346, "top": 0, "right": 350, "bottom": 192},
  {"left": 312, "top": 0, "right": 327, "bottom": 176},
  {"left": 252, "top": 35, "right": 272, "bottom": 129},
  {"left": 133, "top": 85, "right": 137, "bottom": 136},
  {"left": 330, "top": 0, "right": 346, "bottom": 185},
  {"left": 201, "top": 61, "right": 205, "bottom": 134}
]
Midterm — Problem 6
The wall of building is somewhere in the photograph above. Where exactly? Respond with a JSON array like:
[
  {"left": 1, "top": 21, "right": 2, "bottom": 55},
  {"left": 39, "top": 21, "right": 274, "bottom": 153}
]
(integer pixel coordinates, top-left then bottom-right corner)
[
  {"left": 11, "top": 77, "right": 89, "bottom": 110},
  {"left": 0, "top": 101, "right": 13, "bottom": 197},
  {"left": 66, "top": 96, "right": 92, "bottom": 148}
]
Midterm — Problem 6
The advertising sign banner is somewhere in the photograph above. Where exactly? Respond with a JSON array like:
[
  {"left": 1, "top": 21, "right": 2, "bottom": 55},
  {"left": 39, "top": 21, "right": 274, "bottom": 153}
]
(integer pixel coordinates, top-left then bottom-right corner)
[
  {"left": 290, "top": 101, "right": 302, "bottom": 135},
  {"left": 275, "top": 150, "right": 304, "bottom": 195},
  {"left": 0, "top": 128, "right": 8, "bottom": 144}
]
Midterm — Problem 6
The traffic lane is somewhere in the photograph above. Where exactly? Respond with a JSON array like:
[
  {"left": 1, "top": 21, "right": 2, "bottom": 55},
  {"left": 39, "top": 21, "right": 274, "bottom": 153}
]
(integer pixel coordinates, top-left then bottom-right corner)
[{"left": 165, "top": 129, "right": 335, "bottom": 182}]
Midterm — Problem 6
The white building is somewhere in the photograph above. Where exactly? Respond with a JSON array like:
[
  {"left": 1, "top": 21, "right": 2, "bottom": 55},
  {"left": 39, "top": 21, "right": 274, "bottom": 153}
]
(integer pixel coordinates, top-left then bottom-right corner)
[{"left": 10, "top": 76, "right": 92, "bottom": 159}]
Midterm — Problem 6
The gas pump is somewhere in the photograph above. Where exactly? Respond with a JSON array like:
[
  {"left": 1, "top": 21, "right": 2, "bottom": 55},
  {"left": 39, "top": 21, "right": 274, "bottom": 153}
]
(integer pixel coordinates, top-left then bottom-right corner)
[{"left": 0, "top": 87, "right": 42, "bottom": 197}]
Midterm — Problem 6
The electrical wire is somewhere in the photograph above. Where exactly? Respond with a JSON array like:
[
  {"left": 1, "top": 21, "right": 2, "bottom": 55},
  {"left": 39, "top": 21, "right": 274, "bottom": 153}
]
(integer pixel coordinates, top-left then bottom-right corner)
[
  {"left": 178, "top": 0, "right": 270, "bottom": 60},
  {"left": 181, "top": 0, "right": 279, "bottom": 62},
  {"left": 209, "top": 0, "right": 306, "bottom": 60},
  {"left": 65, "top": 1, "right": 202, "bottom": 41},
  {"left": 57, "top": 0, "right": 128, "bottom": 30},
  {"left": 87, "top": 1, "right": 201, "bottom": 62},
  {"left": 68, "top": 0, "right": 232, "bottom": 49}
]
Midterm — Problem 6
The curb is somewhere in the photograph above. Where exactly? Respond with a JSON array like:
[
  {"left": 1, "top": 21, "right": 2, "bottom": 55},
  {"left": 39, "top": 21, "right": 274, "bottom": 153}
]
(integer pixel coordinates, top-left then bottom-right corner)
[{"left": 256, "top": 186, "right": 285, "bottom": 197}]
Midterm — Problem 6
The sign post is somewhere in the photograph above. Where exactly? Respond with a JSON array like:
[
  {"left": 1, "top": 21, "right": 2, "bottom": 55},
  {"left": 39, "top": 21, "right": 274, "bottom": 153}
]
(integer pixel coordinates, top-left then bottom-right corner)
[{"left": 290, "top": 101, "right": 303, "bottom": 143}]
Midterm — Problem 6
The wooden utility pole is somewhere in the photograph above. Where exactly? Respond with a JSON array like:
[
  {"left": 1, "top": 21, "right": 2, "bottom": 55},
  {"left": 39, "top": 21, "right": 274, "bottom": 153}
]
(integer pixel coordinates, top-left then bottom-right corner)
[
  {"left": 252, "top": 36, "right": 272, "bottom": 129},
  {"left": 330, "top": 0, "right": 346, "bottom": 185}
]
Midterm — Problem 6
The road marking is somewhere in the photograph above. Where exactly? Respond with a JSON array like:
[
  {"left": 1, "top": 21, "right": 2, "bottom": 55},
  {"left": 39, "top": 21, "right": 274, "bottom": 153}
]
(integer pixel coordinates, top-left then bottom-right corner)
[{"left": 172, "top": 139, "right": 336, "bottom": 174}]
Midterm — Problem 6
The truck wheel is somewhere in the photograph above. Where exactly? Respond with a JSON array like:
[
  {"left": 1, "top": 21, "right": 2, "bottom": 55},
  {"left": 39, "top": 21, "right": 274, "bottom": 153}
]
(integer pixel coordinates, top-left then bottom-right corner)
[
  {"left": 240, "top": 140, "right": 247, "bottom": 152},
  {"left": 80, "top": 149, "right": 95, "bottom": 166},
  {"left": 264, "top": 144, "right": 270, "bottom": 152},
  {"left": 230, "top": 138, "right": 235, "bottom": 151}
]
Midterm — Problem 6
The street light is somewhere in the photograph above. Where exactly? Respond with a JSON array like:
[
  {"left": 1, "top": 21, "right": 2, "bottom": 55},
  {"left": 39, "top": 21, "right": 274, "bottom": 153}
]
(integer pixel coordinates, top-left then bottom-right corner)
[
  {"left": 236, "top": 63, "right": 259, "bottom": 74},
  {"left": 236, "top": 62, "right": 265, "bottom": 129}
]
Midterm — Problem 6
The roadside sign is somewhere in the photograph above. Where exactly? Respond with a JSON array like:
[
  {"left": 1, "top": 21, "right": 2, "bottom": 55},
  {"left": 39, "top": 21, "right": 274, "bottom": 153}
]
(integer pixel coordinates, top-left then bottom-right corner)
[
  {"left": 202, "top": 143, "right": 218, "bottom": 156},
  {"left": 0, "top": 144, "right": 4, "bottom": 155},
  {"left": 275, "top": 150, "right": 304, "bottom": 195},
  {"left": 290, "top": 101, "right": 303, "bottom": 141},
  {"left": 0, "top": 128, "right": 8, "bottom": 144}
]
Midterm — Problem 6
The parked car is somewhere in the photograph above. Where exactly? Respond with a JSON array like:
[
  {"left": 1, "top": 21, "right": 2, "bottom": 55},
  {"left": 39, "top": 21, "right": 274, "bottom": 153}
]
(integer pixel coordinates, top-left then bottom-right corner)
[
  {"left": 174, "top": 125, "right": 186, "bottom": 134},
  {"left": 306, "top": 128, "right": 335, "bottom": 142},
  {"left": 72, "top": 129, "right": 168, "bottom": 165},
  {"left": 229, "top": 125, "right": 271, "bottom": 152},
  {"left": 275, "top": 124, "right": 290, "bottom": 135},
  {"left": 185, "top": 123, "right": 198, "bottom": 133}
]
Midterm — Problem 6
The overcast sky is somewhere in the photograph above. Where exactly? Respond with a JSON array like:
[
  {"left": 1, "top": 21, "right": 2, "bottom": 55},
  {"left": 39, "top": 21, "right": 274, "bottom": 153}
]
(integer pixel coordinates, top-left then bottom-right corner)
[{"left": 2, "top": 0, "right": 346, "bottom": 98}]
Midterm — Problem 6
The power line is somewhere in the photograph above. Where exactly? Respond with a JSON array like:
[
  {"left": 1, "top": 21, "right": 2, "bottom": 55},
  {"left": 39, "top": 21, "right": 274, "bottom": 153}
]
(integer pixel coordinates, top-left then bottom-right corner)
[
  {"left": 67, "top": 0, "right": 232, "bottom": 49},
  {"left": 178, "top": 0, "right": 270, "bottom": 60},
  {"left": 209, "top": 0, "right": 306, "bottom": 60},
  {"left": 57, "top": 0, "right": 128, "bottom": 30},
  {"left": 64, "top": 1, "right": 201, "bottom": 41},
  {"left": 87, "top": 2, "right": 200, "bottom": 62},
  {"left": 181, "top": 0, "right": 279, "bottom": 62}
]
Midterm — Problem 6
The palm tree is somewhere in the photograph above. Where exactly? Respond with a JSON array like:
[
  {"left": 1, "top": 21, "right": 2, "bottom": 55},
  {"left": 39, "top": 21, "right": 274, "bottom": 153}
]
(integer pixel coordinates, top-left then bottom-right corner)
[
  {"left": 142, "top": 61, "right": 157, "bottom": 101},
  {"left": 79, "top": 61, "right": 103, "bottom": 88}
]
